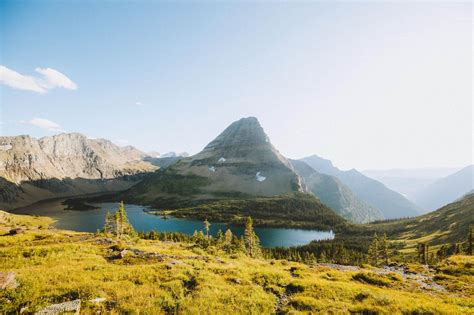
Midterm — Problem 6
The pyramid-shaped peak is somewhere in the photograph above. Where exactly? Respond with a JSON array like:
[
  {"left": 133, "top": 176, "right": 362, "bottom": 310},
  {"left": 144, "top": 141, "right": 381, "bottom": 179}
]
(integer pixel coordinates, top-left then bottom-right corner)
[{"left": 204, "top": 117, "right": 269, "bottom": 151}]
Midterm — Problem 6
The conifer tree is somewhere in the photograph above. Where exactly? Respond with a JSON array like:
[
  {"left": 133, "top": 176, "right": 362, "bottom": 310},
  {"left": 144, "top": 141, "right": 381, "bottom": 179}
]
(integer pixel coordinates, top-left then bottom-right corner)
[
  {"left": 114, "top": 201, "right": 135, "bottom": 238},
  {"left": 243, "top": 217, "right": 261, "bottom": 258},
  {"left": 380, "top": 233, "right": 390, "bottom": 265},
  {"left": 224, "top": 229, "right": 233, "bottom": 245},
  {"left": 203, "top": 219, "right": 210, "bottom": 238},
  {"left": 467, "top": 226, "right": 473, "bottom": 255},
  {"left": 368, "top": 233, "right": 380, "bottom": 266},
  {"left": 104, "top": 210, "right": 115, "bottom": 234}
]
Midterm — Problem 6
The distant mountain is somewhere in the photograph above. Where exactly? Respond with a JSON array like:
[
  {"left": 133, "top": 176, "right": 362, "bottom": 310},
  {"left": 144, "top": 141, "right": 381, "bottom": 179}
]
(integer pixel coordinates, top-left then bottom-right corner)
[
  {"left": 301, "top": 155, "right": 421, "bottom": 219},
  {"left": 362, "top": 167, "right": 461, "bottom": 201},
  {"left": 290, "top": 159, "right": 383, "bottom": 223},
  {"left": 0, "top": 133, "right": 156, "bottom": 209},
  {"left": 413, "top": 165, "right": 474, "bottom": 211}
]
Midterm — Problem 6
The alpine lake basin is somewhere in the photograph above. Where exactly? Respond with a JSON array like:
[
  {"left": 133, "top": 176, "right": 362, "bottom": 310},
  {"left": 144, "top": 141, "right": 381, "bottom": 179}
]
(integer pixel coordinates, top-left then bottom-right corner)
[{"left": 13, "top": 201, "right": 334, "bottom": 248}]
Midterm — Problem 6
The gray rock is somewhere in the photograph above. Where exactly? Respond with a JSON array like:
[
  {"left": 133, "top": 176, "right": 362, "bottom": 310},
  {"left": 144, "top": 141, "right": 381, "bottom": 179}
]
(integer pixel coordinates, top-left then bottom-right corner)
[
  {"left": 0, "top": 272, "right": 18, "bottom": 290},
  {"left": 35, "top": 299, "right": 81, "bottom": 315}
]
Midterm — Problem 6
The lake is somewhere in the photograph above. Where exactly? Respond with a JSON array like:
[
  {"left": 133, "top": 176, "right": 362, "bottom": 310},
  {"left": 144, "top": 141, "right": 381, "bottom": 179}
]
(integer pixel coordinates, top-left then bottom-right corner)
[{"left": 13, "top": 201, "right": 334, "bottom": 247}]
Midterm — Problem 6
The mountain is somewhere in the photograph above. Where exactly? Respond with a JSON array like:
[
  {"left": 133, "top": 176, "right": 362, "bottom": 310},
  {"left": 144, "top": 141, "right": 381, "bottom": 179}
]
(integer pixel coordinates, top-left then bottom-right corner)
[
  {"left": 362, "top": 167, "right": 461, "bottom": 201},
  {"left": 301, "top": 155, "right": 421, "bottom": 219},
  {"left": 290, "top": 159, "right": 383, "bottom": 223},
  {"left": 126, "top": 117, "right": 305, "bottom": 208},
  {"left": 369, "top": 192, "right": 474, "bottom": 247},
  {"left": 412, "top": 165, "right": 474, "bottom": 211},
  {"left": 0, "top": 133, "right": 156, "bottom": 209}
]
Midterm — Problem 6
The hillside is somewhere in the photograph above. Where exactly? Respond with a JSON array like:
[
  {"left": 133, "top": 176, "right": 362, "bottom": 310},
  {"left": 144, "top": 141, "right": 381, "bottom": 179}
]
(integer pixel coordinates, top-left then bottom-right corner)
[
  {"left": 126, "top": 117, "right": 304, "bottom": 207},
  {"left": 371, "top": 192, "right": 474, "bottom": 250},
  {"left": 290, "top": 160, "right": 383, "bottom": 223},
  {"left": 302, "top": 155, "right": 421, "bottom": 219},
  {"left": 413, "top": 165, "right": 474, "bottom": 211},
  {"left": 0, "top": 210, "right": 472, "bottom": 314},
  {"left": 0, "top": 133, "right": 157, "bottom": 209}
]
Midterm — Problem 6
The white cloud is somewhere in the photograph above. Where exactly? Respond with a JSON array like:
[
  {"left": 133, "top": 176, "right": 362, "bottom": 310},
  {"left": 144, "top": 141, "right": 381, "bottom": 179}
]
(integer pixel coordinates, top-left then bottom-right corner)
[
  {"left": 0, "top": 66, "right": 45, "bottom": 93},
  {"left": 35, "top": 67, "right": 78, "bottom": 90},
  {"left": 21, "top": 118, "right": 65, "bottom": 132},
  {"left": 0, "top": 65, "right": 77, "bottom": 93},
  {"left": 135, "top": 101, "right": 143, "bottom": 106}
]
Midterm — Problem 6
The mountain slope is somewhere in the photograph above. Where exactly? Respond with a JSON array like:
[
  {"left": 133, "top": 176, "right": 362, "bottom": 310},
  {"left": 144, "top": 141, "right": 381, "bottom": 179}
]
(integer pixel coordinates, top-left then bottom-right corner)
[
  {"left": 290, "top": 160, "right": 383, "bottom": 223},
  {"left": 302, "top": 155, "right": 421, "bottom": 219},
  {"left": 368, "top": 192, "right": 474, "bottom": 248},
  {"left": 0, "top": 133, "right": 156, "bottom": 209},
  {"left": 127, "top": 117, "right": 304, "bottom": 208},
  {"left": 413, "top": 165, "right": 474, "bottom": 211}
]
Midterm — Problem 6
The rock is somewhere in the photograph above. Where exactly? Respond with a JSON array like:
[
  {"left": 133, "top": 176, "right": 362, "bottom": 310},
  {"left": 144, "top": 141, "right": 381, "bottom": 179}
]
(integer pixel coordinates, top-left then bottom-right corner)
[
  {"left": 118, "top": 248, "right": 165, "bottom": 260},
  {"left": 215, "top": 257, "right": 225, "bottom": 264},
  {"left": 94, "top": 237, "right": 116, "bottom": 245},
  {"left": 232, "top": 278, "right": 242, "bottom": 284},
  {"left": 0, "top": 272, "right": 18, "bottom": 290},
  {"left": 9, "top": 227, "right": 26, "bottom": 235},
  {"left": 35, "top": 299, "right": 81, "bottom": 315},
  {"left": 166, "top": 259, "right": 185, "bottom": 268},
  {"left": 89, "top": 297, "right": 106, "bottom": 303}
]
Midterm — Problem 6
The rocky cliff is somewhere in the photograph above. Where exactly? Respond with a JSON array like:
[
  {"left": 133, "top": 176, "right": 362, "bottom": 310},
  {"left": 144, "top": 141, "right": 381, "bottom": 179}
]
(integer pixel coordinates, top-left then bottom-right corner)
[{"left": 0, "top": 133, "right": 156, "bottom": 209}]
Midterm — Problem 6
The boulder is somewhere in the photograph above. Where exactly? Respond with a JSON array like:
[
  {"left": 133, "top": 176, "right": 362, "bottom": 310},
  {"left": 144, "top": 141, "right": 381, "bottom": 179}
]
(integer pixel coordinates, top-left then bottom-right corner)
[
  {"left": 35, "top": 299, "right": 81, "bottom": 315},
  {"left": 0, "top": 272, "right": 18, "bottom": 290}
]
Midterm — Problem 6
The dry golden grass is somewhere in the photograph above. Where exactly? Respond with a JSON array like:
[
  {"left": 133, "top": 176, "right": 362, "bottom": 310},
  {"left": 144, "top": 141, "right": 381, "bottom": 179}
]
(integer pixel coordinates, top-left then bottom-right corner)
[{"left": 0, "top": 211, "right": 472, "bottom": 314}]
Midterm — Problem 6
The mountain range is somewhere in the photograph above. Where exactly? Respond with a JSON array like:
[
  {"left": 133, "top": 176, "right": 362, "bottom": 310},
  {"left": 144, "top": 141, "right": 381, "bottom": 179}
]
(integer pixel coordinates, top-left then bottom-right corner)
[
  {"left": 0, "top": 117, "right": 468, "bottom": 224},
  {"left": 0, "top": 133, "right": 156, "bottom": 209},
  {"left": 301, "top": 155, "right": 421, "bottom": 219},
  {"left": 411, "top": 165, "right": 474, "bottom": 211}
]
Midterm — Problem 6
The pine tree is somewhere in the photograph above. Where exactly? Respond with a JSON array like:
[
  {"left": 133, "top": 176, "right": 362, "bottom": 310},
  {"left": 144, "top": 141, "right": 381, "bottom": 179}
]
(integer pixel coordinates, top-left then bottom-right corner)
[
  {"left": 368, "top": 233, "right": 380, "bottom": 266},
  {"left": 243, "top": 217, "right": 261, "bottom": 258},
  {"left": 104, "top": 210, "right": 115, "bottom": 234},
  {"left": 418, "top": 243, "right": 428, "bottom": 264},
  {"left": 224, "top": 229, "right": 233, "bottom": 245},
  {"left": 114, "top": 201, "right": 135, "bottom": 239},
  {"left": 203, "top": 219, "right": 210, "bottom": 238},
  {"left": 380, "top": 233, "right": 390, "bottom": 265},
  {"left": 216, "top": 229, "right": 224, "bottom": 244},
  {"left": 467, "top": 226, "right": 473, "bottom": 255}
]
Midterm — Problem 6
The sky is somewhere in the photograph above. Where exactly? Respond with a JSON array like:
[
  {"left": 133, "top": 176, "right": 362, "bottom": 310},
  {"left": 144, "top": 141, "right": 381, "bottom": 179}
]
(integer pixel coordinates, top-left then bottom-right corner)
[{"left": 0, "top": 1, "right": 472, "bottom": 170}]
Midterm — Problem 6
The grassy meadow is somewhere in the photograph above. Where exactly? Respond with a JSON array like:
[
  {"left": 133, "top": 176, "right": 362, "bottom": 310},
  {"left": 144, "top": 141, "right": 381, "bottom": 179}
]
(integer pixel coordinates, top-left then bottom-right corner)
[{"left": 0, "top": 210, "right": 473, "bottom": 314}]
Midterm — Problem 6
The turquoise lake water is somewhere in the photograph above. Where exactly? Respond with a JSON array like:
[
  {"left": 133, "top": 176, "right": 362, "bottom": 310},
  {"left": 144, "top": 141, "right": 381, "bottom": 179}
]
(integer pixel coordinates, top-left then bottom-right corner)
[{"left": 14, "top": 202, "right": 334, "bottom": 248}]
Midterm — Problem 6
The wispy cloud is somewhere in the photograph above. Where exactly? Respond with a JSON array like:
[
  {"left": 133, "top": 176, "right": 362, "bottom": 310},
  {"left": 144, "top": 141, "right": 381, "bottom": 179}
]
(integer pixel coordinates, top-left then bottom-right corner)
[
  {"left": 20, "top": 118, "right": 65, "bottom": 132},
  {"left": 0, "top": 65, "right": 77, "bottom": 93},
  {"left": 135, "top": 101, "right": 144, "bottom": 106}
]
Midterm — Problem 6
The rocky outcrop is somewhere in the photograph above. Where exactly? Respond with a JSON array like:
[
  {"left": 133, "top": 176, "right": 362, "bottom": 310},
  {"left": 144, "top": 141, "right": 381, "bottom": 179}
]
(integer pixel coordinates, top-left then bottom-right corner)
[
  {"left": 0, "top": 133, "right": 154, "bottom": 183},
  {"left": 0, "top": 133, "right": 157, "bottom": 209}
]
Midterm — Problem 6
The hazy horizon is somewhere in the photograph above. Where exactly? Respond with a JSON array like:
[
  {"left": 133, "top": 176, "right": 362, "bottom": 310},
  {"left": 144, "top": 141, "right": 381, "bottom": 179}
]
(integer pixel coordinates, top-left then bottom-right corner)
[{"left": 1, "top": 2, "right": 472, "bottom": 170}]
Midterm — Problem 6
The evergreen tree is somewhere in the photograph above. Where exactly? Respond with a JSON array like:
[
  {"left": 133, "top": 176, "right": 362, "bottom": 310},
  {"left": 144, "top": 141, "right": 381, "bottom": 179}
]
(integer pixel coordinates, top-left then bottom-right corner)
[
  {"left": 467, "top": 226, "right": 473, "bottom": 255},
  {"left": 380, "top": 233, "right": 390, "bottom": 265},
  {"left": 104, "top": 210, "right": 115, "bottom": 234},
  {"left": 418, "top": 243, "right": 428, "bottom": 264},
  {"left": 102, "top": 203, "right": 135, "bottom": 239},
  {"left": 368, "top": 233, "right": 380, "bottom": 266},
  {"left": 216, "top": 229, "right": 224, "bottom": 244},
  {"left": 224, "top": 229, "right": 233, "bottom": 245},
  {"left": 243, "top": 217, "right": 261, "bottom": 258},
  {"left": 203, "top": 219, "right": 210, "bottom": 238}
]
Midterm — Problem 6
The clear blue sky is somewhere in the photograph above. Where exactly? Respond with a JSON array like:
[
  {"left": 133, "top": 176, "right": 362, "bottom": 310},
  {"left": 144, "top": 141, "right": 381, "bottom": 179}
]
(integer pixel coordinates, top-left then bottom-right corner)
[{"left": 0, "top": 1, "right": 471, "bottom": 170}]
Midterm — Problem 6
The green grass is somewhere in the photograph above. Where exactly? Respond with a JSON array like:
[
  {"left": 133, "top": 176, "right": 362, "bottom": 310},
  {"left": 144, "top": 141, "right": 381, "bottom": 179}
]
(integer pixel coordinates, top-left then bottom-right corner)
[{"left": 0, "top": 211, "right": 472, "bottom": 314}]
